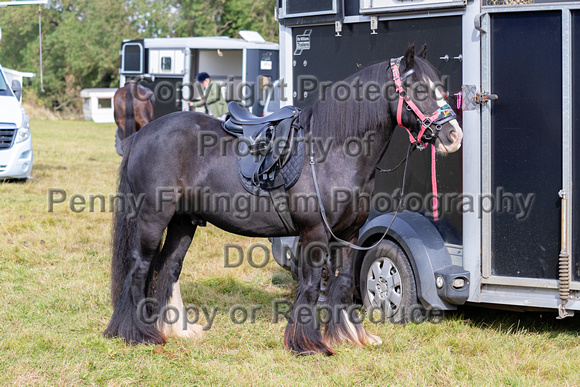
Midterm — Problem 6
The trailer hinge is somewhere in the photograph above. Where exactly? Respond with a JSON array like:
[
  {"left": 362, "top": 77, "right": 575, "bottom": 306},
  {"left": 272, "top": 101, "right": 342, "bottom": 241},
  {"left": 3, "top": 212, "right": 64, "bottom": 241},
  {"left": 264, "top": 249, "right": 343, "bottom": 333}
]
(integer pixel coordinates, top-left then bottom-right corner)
[
  {"left": 370, "top": 16, "right": 378, "bottom": 35},
  {"left": 335, "top": 20, "right": 342, "bottom": 37}
]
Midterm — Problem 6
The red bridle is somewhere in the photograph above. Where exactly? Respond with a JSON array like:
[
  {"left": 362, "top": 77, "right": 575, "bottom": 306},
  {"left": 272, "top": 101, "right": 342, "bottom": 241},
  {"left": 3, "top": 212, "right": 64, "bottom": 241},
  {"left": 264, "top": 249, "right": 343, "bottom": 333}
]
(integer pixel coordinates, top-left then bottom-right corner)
[{"left": 390, "top": 56, "right": 458, "bottom": 221}]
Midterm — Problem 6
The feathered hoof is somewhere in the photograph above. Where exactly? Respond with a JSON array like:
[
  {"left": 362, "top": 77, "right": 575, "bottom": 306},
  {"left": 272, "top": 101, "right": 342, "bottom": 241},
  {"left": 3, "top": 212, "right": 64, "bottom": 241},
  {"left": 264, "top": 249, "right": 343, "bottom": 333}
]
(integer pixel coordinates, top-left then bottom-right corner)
[
  {"left": 324, "top": 310, "right": 382, "bottom": 348},
  {"left": 104, "top": 312, "right": 167, "bottom": 346},
  {"left": 284, "top": 321, "right": 335, "bottom": 356},
  {"left": 364, "top": 331, "right": 383, "bottom": 346},
  {"left": 162, "top": 323, "right": 206, "bottom": 340},
  {"left": 105, "top": 324, "right": 166, "bottom": 346}
]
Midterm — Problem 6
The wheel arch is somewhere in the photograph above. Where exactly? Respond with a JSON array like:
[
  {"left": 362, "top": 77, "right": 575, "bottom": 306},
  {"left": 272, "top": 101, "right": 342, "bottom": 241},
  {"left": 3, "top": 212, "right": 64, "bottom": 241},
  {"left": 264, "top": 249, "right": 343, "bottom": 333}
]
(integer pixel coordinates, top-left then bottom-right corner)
[{"left": 355, "top": 211, "right": 457, "bottom": 311}]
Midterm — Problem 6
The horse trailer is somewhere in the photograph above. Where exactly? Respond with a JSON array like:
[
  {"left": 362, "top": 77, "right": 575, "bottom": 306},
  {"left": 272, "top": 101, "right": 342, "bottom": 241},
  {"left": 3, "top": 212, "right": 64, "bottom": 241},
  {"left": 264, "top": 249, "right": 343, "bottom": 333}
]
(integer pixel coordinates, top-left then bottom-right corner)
[
  {"left": 119, "top": 32, "right": 279, "bottom": 118},
  {"left": 80, "top": 88, "right": 116, "bottom": 123},
  {"left": 271, "top": 0, "right": 580, "bottom": 320}
]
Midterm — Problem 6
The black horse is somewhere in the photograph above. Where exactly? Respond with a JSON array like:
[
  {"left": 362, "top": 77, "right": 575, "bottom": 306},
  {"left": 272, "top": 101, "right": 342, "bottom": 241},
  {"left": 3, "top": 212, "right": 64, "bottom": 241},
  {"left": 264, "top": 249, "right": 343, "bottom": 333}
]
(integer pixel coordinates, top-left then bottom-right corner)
[{"left": 105, "top": 45, "right": 463, "bottom": 355}]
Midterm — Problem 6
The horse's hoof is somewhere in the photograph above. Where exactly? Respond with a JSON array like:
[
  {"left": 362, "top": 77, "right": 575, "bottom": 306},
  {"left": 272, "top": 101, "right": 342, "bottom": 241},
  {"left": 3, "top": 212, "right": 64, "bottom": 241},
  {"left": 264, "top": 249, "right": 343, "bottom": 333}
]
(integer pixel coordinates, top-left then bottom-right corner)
[
  {"left": 163, "top": 323, "right": 205, "bottom": 340},
  {"left": 288, "top": 343, "right": 336, "bottom": 357},
  {"left": 365, "top": 332, "right": 383, "bottom": 346},
  {"left": 183, "top": 324, "right": 205, "bottom": 340},
  {"left": 284, "top": 322, "right": 336, "bottom": 356}
]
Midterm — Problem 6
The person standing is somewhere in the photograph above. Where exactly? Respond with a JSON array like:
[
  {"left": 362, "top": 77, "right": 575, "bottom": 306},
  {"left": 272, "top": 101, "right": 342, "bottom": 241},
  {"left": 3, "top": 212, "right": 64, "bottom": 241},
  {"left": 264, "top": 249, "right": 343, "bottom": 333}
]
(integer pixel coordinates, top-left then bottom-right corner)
[{"left": 190, "top": 72, "right": 228, "bottom": 121}]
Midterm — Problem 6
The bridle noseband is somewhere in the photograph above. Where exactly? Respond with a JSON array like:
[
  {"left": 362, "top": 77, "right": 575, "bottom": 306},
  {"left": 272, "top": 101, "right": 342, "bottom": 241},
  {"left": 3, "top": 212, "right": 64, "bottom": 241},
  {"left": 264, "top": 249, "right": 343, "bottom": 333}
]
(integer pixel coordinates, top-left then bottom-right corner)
[{"left": 390, "top": 56, "right": 457, "bottom": 150}]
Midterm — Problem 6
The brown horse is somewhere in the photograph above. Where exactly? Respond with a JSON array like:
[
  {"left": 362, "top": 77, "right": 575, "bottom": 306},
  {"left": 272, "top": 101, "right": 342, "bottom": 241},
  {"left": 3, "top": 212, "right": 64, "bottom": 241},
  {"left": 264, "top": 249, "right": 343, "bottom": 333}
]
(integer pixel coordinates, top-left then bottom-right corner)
[{"left": 113, "top": 81, "right": 155, "bottom": 155}]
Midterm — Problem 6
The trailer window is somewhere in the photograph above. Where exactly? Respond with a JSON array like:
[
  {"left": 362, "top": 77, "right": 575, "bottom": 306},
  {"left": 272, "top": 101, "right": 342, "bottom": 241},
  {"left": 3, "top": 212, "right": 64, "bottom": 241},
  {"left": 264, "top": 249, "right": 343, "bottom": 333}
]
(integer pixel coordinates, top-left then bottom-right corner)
[
  {"left": 122, "top": 43, "right": 143, "bottom": 74},
  {"left": 283, "top": 0, "right": 337, "bottom": 17},
  {"left": 98, "top": 98, "right": 112, "bottom": 109},
  {"left": 484, "top": 0, "right": 577, "bottom": 4},
  {"left": 161, "top": 57, "right": 172, "bottom": 71},
  {"left": 258, "top": 75, "right": 272, "bottom": 105},
  {"left": 360, "top": 0, "right": 465, "bottom": 13},
  {"left": 485, "top": 0, "right": 532, "bottom": 5}
]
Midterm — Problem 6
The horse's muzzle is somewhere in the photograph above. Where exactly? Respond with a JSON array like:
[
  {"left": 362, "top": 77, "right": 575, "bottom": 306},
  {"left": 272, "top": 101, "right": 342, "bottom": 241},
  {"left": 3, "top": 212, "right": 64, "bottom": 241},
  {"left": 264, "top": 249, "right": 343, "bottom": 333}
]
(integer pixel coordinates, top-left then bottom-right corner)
[{"left": 437, "top": 119, "right": 463, "bottom": 153}]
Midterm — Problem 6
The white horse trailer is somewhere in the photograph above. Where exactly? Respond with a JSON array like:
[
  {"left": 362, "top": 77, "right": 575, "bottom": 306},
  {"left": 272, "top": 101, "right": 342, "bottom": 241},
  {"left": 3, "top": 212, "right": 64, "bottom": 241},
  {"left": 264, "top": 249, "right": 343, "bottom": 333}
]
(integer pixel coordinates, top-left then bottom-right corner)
[
  {"left": 80, "top": 88, "right": 116, "bottom": 123},
  {"left": 119, "top": 32, "right": 279, "bottom": 118},
  {"left": 271, "top": 0, "right": 580, "bottom": 320}
]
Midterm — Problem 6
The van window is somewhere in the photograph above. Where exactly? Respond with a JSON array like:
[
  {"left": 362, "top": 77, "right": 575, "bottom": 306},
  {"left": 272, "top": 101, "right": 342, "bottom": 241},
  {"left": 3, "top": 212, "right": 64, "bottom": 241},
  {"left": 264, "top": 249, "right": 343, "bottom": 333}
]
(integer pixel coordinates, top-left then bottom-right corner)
[{"left": 0, "top": 71, "right": 14, "bottom": 97}]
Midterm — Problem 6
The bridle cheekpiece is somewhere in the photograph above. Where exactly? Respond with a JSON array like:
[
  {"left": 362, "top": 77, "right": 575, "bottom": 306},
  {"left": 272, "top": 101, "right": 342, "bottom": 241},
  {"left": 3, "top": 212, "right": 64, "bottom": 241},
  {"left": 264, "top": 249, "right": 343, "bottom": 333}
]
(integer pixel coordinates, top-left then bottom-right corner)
[
  {"left": 389, "top": 56, "right": 459, "bottom": 221},
  {"left": 390, "top": 56, "right": 456, "bottom": 150}
]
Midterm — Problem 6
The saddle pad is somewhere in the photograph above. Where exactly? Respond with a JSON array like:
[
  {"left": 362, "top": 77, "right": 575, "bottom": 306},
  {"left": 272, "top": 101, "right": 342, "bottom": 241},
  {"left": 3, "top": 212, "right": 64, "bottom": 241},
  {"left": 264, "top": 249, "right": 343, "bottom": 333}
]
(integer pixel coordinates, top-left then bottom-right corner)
[{"left": 238, "top": 129, "right": 305, "bottom": 196}]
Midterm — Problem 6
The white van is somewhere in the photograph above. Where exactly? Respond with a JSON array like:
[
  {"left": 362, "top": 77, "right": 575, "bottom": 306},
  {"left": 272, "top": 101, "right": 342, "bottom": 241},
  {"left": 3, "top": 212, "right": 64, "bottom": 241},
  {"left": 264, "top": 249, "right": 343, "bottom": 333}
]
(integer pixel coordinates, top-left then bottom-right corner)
[{"left": 0, "top": 65, "right": 33, "bottom": 181}]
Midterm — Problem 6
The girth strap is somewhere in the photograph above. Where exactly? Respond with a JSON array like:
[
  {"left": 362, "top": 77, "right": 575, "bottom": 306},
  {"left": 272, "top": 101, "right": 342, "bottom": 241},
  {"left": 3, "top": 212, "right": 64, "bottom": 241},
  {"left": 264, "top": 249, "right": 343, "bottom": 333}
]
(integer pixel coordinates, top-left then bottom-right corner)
[{"left": 268, "top": 186, "right": 297, "bottom": 234}]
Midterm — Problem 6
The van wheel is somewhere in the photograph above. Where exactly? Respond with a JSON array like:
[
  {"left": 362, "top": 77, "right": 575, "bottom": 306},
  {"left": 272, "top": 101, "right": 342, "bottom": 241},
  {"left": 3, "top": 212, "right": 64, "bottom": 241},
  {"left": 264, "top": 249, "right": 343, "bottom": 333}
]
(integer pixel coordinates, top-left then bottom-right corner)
[{"left": 360, "top": 240, "right": 423, "bottom": 324}]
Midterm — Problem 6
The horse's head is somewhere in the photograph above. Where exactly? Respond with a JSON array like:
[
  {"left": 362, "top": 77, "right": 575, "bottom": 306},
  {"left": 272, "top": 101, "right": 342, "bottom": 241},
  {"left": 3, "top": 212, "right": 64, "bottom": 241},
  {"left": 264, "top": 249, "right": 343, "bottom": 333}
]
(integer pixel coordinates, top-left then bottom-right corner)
[{"left": 390, "top": 44, "right": 463, "bottom": 154}]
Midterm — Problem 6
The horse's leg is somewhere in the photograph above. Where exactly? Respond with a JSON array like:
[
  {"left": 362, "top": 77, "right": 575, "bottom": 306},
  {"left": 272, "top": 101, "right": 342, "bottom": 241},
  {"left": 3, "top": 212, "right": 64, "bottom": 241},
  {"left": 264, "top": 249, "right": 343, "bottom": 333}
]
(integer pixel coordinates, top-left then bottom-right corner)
[
  {"left": 324, "top": 245, "right": 382, "bottom": 347},
  {"left": 105, "top": 203, "right": 172, "bottom": 345},
  {"left": 148, "top": 213, "right": 204, "bottom": 340},
  {"left": 284, "top": 226, "right": 335, "bottom": 356},
  {"left": 134, "top": 102, "right": 152, "bottom": 132}
]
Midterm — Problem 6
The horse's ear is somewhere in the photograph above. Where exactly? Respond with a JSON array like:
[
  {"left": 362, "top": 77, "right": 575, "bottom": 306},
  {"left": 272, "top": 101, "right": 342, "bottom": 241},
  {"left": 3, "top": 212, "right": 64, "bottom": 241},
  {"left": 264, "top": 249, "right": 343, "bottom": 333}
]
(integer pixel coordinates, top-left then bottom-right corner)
[
  {"left": 404, "top": 43, "right": 415, "bottom": 70},
  {"left": 418, "top": 44, "right": 428, "bottom": 59}
]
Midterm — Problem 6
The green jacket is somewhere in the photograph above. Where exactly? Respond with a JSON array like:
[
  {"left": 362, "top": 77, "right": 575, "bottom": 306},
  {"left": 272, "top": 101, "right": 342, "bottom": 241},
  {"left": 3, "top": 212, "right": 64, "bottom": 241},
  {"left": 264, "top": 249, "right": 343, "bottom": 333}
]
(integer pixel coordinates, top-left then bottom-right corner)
[{"left": 191, "top": 81, "right": 228, "bottom": 118}]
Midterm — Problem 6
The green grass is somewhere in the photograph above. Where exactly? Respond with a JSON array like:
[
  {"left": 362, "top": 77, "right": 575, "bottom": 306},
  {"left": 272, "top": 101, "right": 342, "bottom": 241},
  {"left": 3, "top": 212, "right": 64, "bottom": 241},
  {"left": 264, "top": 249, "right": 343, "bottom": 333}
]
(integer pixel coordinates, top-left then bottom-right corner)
[{"left": 2, "top": 119, "right": 580, "bottom": 385}]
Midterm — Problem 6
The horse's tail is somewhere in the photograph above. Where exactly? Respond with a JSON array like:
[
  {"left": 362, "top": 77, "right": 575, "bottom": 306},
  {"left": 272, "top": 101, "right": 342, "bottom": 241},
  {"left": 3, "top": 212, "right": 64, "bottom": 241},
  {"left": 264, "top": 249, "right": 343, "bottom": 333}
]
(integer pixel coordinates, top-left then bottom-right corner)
[
  {"left": 146, "top": 91, "right": 155, "bottom": 122},
  {"left": 106, "top": 133, "right": 165, "bottom": 344},
  {"left": 124, "top": 86, "right": 136, "bottom": 137},
  {"left": 110, "top": 134, "right": 137, "bottom": 306}
]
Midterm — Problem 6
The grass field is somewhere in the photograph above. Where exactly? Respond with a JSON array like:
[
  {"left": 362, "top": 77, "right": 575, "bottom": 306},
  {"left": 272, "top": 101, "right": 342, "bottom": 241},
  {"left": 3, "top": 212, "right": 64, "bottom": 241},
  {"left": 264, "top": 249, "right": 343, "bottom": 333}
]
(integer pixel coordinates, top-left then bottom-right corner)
[{"left": 2, "top": 119, "right": 580, "bottom": 386}]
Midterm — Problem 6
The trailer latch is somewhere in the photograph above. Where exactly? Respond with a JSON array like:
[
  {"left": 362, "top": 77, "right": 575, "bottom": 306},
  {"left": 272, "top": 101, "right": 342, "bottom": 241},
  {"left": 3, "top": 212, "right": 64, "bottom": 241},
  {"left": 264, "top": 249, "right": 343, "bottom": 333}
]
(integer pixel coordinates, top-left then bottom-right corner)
[{"left": 475, "top": 91, "right": 498, "bottom": 104}]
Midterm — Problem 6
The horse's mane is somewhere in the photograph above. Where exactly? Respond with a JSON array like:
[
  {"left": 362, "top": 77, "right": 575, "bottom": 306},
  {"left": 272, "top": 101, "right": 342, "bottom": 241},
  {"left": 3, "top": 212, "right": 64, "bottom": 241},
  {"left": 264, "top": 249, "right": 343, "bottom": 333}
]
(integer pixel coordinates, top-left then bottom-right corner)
[
  {"left": 307, "top": 56, "right": 439, "bottom": 142},
  {"left": 306, "top": 61, "right": 390, "bottom": 142}
]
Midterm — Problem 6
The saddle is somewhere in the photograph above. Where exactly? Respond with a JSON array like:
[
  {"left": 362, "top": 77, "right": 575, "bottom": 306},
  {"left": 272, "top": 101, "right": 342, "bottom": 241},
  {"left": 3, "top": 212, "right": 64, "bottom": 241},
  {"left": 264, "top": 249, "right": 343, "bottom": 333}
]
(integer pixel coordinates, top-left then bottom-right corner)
[{"left": 222, "top": 102, "right": 304, "bottom": 234}]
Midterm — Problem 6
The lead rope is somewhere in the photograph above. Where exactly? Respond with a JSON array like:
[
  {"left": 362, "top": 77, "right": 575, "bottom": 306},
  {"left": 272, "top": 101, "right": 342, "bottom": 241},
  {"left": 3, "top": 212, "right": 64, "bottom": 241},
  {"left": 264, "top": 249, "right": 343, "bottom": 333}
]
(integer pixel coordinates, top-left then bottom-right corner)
[
  {"left": 391, "top": 56, "right": 442, "bottom": 221},
  {"left": 309, "top": 131, "right": 413, "bottom": 251},
  {"left": 431, "top": 144, "right": 438, "bottom": 220}
]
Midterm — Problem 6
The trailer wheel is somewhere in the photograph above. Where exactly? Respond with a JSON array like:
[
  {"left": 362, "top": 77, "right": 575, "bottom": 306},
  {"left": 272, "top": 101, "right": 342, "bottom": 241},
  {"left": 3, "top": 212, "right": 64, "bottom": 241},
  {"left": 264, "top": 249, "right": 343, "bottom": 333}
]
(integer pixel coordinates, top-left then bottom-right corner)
[{"left": 360, "top": 240, "right": 423, "bottom": 324}]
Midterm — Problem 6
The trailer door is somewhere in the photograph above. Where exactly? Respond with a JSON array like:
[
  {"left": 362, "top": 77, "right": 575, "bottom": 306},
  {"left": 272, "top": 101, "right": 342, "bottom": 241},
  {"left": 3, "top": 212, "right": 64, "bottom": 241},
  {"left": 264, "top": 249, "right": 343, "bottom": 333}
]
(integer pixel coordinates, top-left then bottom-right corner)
[
  {"left": 572, "top": 10, "right": 580, "bottom": 284},
  {"left": 481, "top": 8, "right": 574, "bottom": 283}
]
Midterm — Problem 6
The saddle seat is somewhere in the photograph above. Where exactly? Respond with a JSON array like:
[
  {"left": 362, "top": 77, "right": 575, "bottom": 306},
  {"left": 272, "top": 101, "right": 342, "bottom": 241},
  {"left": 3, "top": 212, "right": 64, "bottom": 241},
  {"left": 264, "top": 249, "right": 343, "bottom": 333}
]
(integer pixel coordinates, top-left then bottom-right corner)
[
  {"left": 228, "top": 101, "right": 298, "bottom": 126},
  {"left": 223, "top": 102, "right": 299, "bottom": 140},
  {"left": 221, "top": 101, "right": 302, "bottom": 188}
]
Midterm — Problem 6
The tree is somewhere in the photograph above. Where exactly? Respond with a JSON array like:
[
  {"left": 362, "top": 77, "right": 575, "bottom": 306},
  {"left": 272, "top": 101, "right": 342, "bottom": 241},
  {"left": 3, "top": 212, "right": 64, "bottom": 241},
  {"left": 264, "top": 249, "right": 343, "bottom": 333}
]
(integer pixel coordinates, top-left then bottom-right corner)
[
  {"left": 0, "top": 0, "right": 278, "bottom": 116},
  {"left": 169, "top": 0, "right": 278, "bottom": 41}
]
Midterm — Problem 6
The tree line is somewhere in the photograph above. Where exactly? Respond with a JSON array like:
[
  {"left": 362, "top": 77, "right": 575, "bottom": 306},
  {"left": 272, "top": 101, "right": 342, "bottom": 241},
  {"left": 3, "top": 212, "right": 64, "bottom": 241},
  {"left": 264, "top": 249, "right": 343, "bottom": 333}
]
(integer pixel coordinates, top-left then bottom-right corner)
[{"left": 0, "top": 0, "right": 277, "bottom": 116}]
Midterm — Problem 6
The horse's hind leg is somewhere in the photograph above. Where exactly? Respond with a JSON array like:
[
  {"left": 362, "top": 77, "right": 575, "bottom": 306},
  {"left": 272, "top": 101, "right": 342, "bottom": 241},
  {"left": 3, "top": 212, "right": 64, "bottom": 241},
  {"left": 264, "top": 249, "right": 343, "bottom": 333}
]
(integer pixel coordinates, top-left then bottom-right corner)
[
  {"left": 148, "top": 213, "right": 204, "bottom": 340},
  {"left": 324, "top": 245, "right": 382, "bottom": 348},
  {"left": 105, "top": 207, "right": 172, "bottom": 345},
  {"left": 284, "top": 226, "right": 335, "bottom": 356}
]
